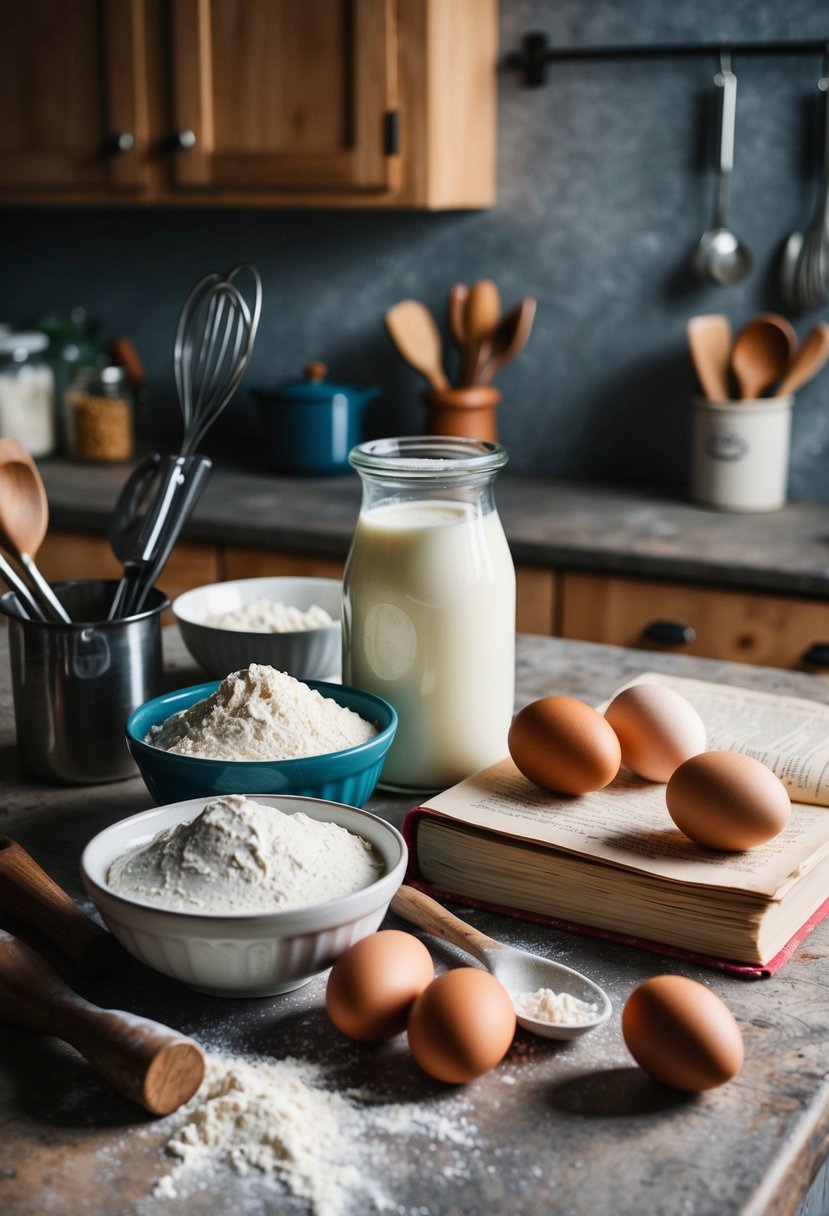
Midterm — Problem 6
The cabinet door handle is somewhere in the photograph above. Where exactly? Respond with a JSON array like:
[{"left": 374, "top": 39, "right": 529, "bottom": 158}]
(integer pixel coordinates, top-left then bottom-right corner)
[
  {"left": 104, "top": 132, "right": 135, "bottom": 156},
  {"left": 641, "top": 619, "right": 696, "bottom": 646},
  {"left": 168, "top": 130, "right": 197, "bottom": 151},
  {"left": 802, "top": 642, "right": 829, "bottom": 667}
]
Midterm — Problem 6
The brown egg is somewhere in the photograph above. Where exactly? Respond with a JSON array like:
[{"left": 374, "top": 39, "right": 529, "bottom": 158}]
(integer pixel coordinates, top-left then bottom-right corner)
[
  {"left": 407, "top": 967, "right": 516, "bottom": 1084},
  {"left": 325, "top": 930, "right": 435, "bottom": 1041},
  {"left": 666, "top": 750, "right": 791, "bottom": 851},
  {"left": 508, "top": 695, "right": 621, "bottom": 795},
  {"left": 604, "top": 684, "right": 707, "bottom": 783},
  {"left": 622, "top": 974, "right": 744, "bottom": 1091}
]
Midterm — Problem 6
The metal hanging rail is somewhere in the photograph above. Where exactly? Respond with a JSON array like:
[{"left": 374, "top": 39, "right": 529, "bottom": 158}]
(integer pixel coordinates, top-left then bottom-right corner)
[{"left": 506, "top": 31, "right": 829, "bottom": 87}]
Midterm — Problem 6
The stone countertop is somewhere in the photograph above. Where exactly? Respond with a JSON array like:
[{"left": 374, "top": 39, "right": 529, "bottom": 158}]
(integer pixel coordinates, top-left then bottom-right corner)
[
  {"left": 39, "top": 460, "right": 829, "bottom": 598},
  {"left": 2, "top": 628, "right": 829, "bottom": 1216}
]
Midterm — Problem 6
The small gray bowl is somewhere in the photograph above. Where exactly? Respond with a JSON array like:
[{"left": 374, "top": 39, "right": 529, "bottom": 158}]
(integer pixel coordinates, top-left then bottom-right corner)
[{"left": 172, "top": 576, "right": 342, "bottom": 680}]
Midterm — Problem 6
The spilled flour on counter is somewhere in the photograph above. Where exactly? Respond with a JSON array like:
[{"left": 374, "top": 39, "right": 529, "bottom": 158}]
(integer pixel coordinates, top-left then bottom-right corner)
[
  {"left": 150, "top": 1050, "right": 479, "bottom": 1215},
  {"left": 107, "top": 794, "right": 383, "bottom": 913},
  {"left": 147, "top": 663, "right": 376, "bottom": 760}
]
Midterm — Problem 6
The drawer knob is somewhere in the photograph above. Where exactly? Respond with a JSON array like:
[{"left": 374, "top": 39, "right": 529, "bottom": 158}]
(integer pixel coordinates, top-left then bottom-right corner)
[
  {"left": 802, "top": 642, "right": 829, "bottom": 667},
  {"left": 104, "top": 131, "right": 135, "bottom": 156},
  {"left": 169, "top": 129, "right": 197, "bottom": 151},
  {"left": 642, "top": 619, "right": 696, "bottom": 646}
]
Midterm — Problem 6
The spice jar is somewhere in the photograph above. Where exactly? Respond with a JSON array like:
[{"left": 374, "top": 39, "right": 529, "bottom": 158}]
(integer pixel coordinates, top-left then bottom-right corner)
[
  {"left": 342, "top": 436, "right": 516, "bottom": 794},
  {"left": 0, "top": 332, "right": 56, "bottom": 457},
  {"left": 67, "top": 366, "right": 134, "bottom": 462},
  {"left": 30, "top": 308, "right": 101, "bottom": 451}
]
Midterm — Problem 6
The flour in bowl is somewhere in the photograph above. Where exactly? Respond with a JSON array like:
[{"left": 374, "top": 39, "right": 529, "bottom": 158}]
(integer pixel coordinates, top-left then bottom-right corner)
[
  {"left": 204, "top": 598, "right": 334, "bottom": 633},
  {"left": 147, "top": 663, "right": 377, "bottom": 761},
  {"left": 107, "top": 793, "right": 384, "bottom": 913}
]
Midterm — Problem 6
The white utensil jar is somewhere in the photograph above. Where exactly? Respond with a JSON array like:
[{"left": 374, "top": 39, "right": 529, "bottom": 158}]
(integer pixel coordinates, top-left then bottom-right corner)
[
  {"left": 343, "top": 436, "right": 516, "bottom": 794},
  {"left": 691, "top": 395, "right": 794, "bottom": 512}
]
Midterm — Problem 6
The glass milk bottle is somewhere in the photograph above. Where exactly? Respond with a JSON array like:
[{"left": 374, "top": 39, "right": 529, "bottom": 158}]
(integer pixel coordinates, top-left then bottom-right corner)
[{"left": 342, "top": 436, "right": 515, "bottom": 794}]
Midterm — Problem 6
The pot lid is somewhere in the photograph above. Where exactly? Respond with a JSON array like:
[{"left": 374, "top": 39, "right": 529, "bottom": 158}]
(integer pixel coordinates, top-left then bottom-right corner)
[{"left": 256, "top": 361, "right": 380, "bottom": 404}]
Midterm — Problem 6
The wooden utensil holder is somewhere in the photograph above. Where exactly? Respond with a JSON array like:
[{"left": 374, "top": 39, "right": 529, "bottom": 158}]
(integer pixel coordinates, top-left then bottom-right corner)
[{"left": 423, "top": 386, "right": 502, "bottom": 443}]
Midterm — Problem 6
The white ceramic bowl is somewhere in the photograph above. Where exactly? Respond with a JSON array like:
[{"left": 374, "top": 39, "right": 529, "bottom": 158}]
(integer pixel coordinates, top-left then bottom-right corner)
[
  {"left": 81, "top": 794, "right": 407, "bottom": 997},
  {"left": 172, "top": 576, "right": 342, "bottom": 680}
]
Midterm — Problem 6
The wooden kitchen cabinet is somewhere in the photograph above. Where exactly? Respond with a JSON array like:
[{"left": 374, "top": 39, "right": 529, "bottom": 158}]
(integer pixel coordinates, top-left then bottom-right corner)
[
  {"left": 222, "top": 547, "right": 344, "bottom": 581},
  {"left": 0, "top": 0, "right": 497, "bottom": 209},
  {"left": 560, "top": 571, "right": 829, "bottom": 672}
]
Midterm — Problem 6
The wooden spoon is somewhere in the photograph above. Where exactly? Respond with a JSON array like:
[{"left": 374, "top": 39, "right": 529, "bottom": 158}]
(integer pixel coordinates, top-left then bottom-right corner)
[
  {"left": 0, "top": 439, "right": 70, "bottom": 623},
  {"left": 0, "top": 929, "right": 204, "bottom": 1115},
  {"left": 777, "top": 321, "right": 829, "bottom": 395},
  {"left": 478, "top": 297, "right": 537, "bottom": 385},
  {"left": 385, "top": 300, "right": 449, "bottom": 391},
  {"left": 462, "top": 279, "right": 501, "bottom": 384},
  {"left": 730, "top": 313, "right": 797, "bottom": 400},
  {"left": 686, "top": 314, "right": 733, "bottom": 401},
  {"left": 447, "top": 284, "right": 468, "bottom": 350},
  {"left": 391, "top": 885, "right": 611, "bottom": 1041},
  {"left": 0, "top": 836, "right": 116, "bottom": 977}
]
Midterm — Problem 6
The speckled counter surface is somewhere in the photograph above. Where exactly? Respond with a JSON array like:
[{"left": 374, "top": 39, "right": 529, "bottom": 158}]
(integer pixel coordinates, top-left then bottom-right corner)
[
  {"left": 2, "top": 628, "right": 829, "bottom": 1216},
  {"left": 39, "top": 461, "right": 829, "bottom": 597}
]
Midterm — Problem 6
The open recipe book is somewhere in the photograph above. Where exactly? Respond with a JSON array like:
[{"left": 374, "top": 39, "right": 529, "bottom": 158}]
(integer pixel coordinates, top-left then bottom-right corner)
[{"left": 402, "top": 673, "right": 829, "bottom": 978}]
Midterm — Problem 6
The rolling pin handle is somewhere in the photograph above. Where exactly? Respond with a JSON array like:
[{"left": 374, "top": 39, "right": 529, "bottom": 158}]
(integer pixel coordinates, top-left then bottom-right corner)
[{"left": 0, "top": 836, "right": 117, "bottom": 976}]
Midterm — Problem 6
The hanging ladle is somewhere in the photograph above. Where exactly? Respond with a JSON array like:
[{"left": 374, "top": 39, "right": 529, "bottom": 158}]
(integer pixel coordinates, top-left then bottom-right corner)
[
  {"left": 692, "top": 52, "right": 753, "bottom": 287},
  {"left": 0, "top": 438, "right": 69, "bottom": 623}
]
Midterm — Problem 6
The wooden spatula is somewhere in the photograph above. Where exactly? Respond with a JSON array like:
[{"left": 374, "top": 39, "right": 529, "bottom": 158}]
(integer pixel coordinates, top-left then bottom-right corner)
[
  {"left": 686, "top": 314, "right": 733, "bottom": 401},
  {"left": 0, "top": 835, "right": 116, "bottom": 977},
  {"left": 777, "top": 321, "right": 829, "bottom": 395},
  {"left": 0, "top": 930, "right": 205, "bottom": 1115},
  {"left": 385, "top": 300, "right": 449, "bottom": 390}
]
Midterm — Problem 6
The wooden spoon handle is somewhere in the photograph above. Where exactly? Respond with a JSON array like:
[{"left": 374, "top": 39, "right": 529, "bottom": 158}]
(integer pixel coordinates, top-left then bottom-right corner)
[
  {"left": 0, "top": 930, "right": 204, "bottom": 1115},
  {"left": 0, "top": 835, "right": 116, "bottom": 976},
  {"left": 390, "top": 884, "right": 500, "bottom": 964}
]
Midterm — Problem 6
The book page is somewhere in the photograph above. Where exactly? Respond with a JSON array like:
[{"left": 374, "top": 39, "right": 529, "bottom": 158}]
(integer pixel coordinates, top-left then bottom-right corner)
[
  {"left": 601, "top": 672, "right": 829, "bottom": 807},
  {"left": 421, "top": 758, "right": 829, "bottom": 900}
]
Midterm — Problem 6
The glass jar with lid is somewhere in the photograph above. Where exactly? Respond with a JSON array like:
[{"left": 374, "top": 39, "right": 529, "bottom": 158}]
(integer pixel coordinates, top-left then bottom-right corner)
[
  {"left": 342, "top": 435, "right": 516, "bottom": 794},
  {"left": 30, "top": 308, "right": 101, "bottom": 452},
  {"left": 0, "top": 332, "right": 56, "bottom": 458},
  {"left": 66, "top": 365, "right": 134, "bottom": 462}
]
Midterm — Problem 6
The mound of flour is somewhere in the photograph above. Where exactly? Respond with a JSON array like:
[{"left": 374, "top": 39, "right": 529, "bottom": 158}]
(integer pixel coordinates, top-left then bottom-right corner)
[
  {"left": 204, "top": 598, "right": 333, "bottom": 633},
  {"left": 107, "top": 794, "right": 383, "bottom": 913},
  {"left": 150, "top": 1050, "right": 480, "bottom": 1214},
  {"left": 147, "top": 664, "right": 376, "bottom": 761}
]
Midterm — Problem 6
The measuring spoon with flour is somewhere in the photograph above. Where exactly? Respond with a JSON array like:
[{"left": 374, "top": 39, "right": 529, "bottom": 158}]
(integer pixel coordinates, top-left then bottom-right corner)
[{"left": 390, "top": 885, "right": 611, "bottom": 1040}]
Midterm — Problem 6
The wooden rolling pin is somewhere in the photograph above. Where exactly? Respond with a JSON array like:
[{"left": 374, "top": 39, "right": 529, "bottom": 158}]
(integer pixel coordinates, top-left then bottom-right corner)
[
  {"left": 0, "top": 930, "right": 205, "bottom": 1115},
  {"left": 0, "top": 835, "right": 116, "bottom": 976}
]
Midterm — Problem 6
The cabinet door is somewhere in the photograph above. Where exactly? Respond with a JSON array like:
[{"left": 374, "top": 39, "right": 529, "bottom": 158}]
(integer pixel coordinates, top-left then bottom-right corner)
[
  {"left": 168, "top": 0, "right": 398, "bottom": 195},
  {"left": 0, "top": 0, "right": 151, "bottom": 195},
  {"left": 560, "top": 572, "right": 829, "bottom": 671}
]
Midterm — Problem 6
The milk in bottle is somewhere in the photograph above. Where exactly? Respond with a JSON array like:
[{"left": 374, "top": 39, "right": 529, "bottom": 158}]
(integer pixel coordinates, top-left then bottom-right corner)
[{"left": 343, "top": 437, "right": 515, "bottom": 793}]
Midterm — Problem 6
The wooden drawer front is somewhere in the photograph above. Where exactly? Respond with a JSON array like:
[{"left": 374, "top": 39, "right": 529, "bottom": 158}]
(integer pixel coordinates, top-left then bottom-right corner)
[
  {"left": 516, "top": 565, "right": 556, "bottom": 636},
  {"left": 560, "top": 572, "right": 829, "bottom": 670},
  {"left": 222, "top": 548, "right": 345, "bottom": 581}
]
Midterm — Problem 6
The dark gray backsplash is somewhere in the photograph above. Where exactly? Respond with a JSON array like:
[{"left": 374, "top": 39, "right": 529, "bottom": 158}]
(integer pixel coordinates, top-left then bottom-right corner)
[{"left": 2, "top": 1, "right": 828, "bottom": 498}]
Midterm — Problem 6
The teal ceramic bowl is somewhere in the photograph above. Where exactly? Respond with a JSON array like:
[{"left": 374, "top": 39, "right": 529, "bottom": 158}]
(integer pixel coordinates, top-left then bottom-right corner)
[{"left": 125, "top": 679, "right": 397, "bottom": 807}]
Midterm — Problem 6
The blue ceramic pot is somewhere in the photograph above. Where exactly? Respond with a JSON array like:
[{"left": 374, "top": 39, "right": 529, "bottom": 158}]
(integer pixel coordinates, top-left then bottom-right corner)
[{"left": 250, "top": 361, "right": 381, "bottom": 475}]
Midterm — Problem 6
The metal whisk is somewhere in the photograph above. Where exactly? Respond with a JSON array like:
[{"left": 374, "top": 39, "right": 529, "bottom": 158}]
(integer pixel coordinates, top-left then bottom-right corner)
[
  {"left": 108, "top": 265, "right": 262, "bottom": 620},
  {"left": 175, "top": 264, "right": 262, "bottom": 456}
]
